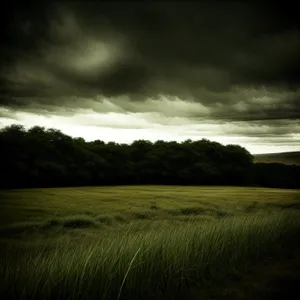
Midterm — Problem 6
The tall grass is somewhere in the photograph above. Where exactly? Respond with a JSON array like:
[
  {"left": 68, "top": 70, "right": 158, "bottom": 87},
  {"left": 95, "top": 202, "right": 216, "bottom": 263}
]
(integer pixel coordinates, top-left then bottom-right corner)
[{"left": 1, "top": 212, "right": 300, "bottom": 300}]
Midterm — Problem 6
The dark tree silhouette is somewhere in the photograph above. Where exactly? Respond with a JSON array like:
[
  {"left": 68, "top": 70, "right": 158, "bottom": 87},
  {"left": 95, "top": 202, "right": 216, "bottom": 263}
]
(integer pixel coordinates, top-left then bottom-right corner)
[{"left": 0, "top": 125, "right": 299, "bottom": 189}]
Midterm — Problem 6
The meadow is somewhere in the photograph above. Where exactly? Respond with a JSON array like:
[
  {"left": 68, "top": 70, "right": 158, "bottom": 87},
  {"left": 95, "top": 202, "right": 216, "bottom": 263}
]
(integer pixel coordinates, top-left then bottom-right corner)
[{"left": 1, "top": 186, "right": 300, "bottom": 299}]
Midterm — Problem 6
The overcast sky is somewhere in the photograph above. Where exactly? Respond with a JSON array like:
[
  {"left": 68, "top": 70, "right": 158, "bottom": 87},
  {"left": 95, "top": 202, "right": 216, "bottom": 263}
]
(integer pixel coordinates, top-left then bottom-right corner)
[{"left": 0, "top": 1, "right": 299, "bottom": 154}]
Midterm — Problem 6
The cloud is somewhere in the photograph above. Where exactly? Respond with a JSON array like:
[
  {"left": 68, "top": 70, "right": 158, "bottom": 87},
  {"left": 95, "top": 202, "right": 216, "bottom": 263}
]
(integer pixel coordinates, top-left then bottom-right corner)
[
  {"left": 1, "top": 3, "right": 300, "bottom": 100},
  {"left": 0, "top": 2, "right": 299, "bottom": 153},
  {"left": 2, "top": 85, "right": 299, "bottom": 122}
]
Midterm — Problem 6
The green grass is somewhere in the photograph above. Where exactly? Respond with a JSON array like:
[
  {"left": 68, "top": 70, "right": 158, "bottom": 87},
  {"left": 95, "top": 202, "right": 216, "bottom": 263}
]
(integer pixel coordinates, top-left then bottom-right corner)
[
  {"left": 0, "top": 186, "right": 300, "bottom": 299},
  {"left": 0, "top": 185, "right": 299, "bottom": 227},
  {"left": 1, "top": 212, "right": 300, "bottom": 300}
]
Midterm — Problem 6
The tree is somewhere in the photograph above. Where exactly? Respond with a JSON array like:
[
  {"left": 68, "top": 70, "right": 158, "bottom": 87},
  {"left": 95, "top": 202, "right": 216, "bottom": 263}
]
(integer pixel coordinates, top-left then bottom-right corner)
[{"left": 1, "top": 124, "right": 298, "bottom": 189}]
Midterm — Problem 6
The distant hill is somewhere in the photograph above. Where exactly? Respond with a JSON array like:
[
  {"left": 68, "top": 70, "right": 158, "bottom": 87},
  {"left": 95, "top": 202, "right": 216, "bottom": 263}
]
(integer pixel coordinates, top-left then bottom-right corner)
[{"left": 254, "top": 151, "right": 300, "bottom": 166}]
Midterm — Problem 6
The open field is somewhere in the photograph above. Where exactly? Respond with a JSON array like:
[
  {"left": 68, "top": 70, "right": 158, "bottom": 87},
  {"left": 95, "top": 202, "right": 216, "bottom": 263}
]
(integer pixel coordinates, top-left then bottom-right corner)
[
  {"left": 1, "top": 186, "right": 300, "bottom": 299},
  {"left": 1, "top": 185, "right": 300, "bottom": 229},
  {"left": 254, "top": 151, "right": 300, "bottom": 166}
]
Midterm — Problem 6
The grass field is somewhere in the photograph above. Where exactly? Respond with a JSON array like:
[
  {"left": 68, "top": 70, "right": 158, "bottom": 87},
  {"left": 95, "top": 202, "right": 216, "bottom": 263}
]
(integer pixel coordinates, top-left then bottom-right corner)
[{"left": 1, "top": 186, "right": 300, "bottom": 299}]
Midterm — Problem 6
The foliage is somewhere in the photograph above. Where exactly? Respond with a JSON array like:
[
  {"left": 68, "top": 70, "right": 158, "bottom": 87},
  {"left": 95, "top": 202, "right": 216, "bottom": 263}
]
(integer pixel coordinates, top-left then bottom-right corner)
[
  {"left": 254, "top": 163, "right": 300, "bottom": 189},
  {"left": 0, "top": 124, "right": 299, "bottom": 189}
]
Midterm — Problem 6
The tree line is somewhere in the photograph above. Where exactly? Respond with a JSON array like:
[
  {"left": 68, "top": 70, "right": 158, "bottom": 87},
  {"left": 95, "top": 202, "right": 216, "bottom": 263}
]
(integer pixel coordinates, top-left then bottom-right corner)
[{"left": 0, "top": 124, "right": 299, "bottom": 189}]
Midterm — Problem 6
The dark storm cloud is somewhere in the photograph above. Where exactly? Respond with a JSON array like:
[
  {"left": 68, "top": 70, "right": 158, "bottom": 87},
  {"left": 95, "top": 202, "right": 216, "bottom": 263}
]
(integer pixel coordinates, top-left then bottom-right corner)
[
  {"left": 222, "top": 120, "right": 300, "bottom": 138},
  {"left": 211, "top": 89, "right": 300, "bottom": 121},
  {"left": 0, "top": 1, "right": 299, "bottom": 123}
]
